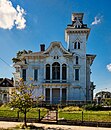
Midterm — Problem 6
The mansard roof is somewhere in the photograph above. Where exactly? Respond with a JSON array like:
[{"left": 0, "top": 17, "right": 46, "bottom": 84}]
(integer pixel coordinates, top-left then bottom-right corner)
[{"left": 43, "top": 41, "right": 71, "bottom": 55}]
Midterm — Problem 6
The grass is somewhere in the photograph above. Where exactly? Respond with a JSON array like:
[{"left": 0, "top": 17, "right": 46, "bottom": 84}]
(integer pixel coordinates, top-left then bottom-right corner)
[
  {"left": 59, "top": 110, "right": 111, "bottom": 122},
  {"left": 0, "top": 105, "right": 47, "bottom": 119},
  {"left": 1, "top": 105, "right": 111, "bottom": 122}
]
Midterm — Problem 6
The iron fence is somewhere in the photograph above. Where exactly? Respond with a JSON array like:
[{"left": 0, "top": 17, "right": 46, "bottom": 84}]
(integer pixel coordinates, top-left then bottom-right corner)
[
  {"left": 0, "top": 109, "right": 47, "bottom": 122},
  {"left": 58, "top": 110, "right": 111, "bottom": 122}
]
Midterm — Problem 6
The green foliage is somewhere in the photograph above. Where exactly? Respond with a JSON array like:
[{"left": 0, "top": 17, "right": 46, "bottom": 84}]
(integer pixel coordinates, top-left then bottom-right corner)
[
  {"left": 9, "top": 83, "right": 33, "bottom": 113},
  {"left": 12, "top": 57, "right": 21, "bottom": 63},
  {"left": 60, "top": 106, "right": 83, "bottom": 112},
  {"left": 12, "top": 50, "right": 33, "bottom": 63},
  {"left": 8, "top": 79, "right": 43, "bottom": 126},
  {"left": 83, "top": 104, "right": 103, "bottom": 111},
  {"left": 103, "top": 98, "right": 111, "bottom": 106}
]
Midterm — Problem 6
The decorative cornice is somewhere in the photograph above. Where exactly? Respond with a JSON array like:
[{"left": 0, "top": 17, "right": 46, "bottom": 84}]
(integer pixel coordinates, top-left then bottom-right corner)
[{"left": 42, "top": 83, "right": 70, "bottom": 87}]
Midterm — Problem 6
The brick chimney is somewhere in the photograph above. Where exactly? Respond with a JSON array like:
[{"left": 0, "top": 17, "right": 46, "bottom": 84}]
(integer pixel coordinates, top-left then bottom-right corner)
[{"left": 40, "top": 44, "right": 45, "bottom": 51}]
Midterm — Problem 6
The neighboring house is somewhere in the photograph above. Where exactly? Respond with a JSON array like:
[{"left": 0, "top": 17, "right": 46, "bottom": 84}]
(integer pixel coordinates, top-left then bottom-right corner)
[
  {"left": 13, "top": 13, "right": 96, "bottom": 105},
  {"left": 95, "top": 91, "right": 111, "bottom": 99},
  {"left": 95, "top": 91, "right": 111, "bottom": 105},
  {"left": 0, "top": 78, "right": 14, "bottom": 103}
]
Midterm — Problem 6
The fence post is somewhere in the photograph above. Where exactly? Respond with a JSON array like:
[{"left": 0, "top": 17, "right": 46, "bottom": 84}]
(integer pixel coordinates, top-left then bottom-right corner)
[
  {"left": 82, "top": 111, "right": 83, "bottom": 123},
  {"left": 17, "top": 111, "right": 19, "bottom": 121},
  {"left": 56, "top": 109, "right": 58, "bottom": 123},
  {"left": 38, "top": 109, "right": 40, "bottom": 122}
]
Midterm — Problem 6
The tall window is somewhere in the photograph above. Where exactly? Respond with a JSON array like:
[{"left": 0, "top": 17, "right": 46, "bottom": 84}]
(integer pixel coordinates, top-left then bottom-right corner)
[
  {"left": 62, "top": 64, "right": 67, "bottom": 80},
  {"left": 22, "top": 69, "right": 26, "bottom": 81},
  {"left": 74, "top": 41, "right": 80, "bottom": 49},
  {"left": 74, "top": 42, "right": 77, "bottom": 49},
  {"left": 34, "top": 69, "right": 38, "bottom": 81},
  {"left": 52, "top": 62, "right": 60, "bottom": 80},
  {"left": 46, "top": 64, "right": 50, "bottom": 80},
  {"left": 76, "top": 56, "right": 79, "bottom": 64},
  {"left": 75, "top": 69, "right": 79, "bottom": 81},
  {"left": 78, "top": 42, "right": 80, "bottom": 49}
]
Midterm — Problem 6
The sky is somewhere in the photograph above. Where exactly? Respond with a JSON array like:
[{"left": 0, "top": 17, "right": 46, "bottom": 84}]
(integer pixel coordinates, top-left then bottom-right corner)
[{"left": 0, "top": 0, "right": 111, "bottom": 95}]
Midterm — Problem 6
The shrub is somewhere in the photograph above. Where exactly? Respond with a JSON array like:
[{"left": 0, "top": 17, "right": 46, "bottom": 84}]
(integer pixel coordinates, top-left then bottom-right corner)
[
  {"left": 83, "top": 104, "right": 103, "bottom": 111},
  {"left": 60, "top": 106, "right": 83, "bottom": 111}
]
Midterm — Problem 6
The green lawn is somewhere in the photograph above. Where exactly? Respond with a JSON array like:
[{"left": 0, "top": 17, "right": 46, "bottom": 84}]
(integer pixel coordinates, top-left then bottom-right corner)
[
  {"left": 0, "top": 106, "right": 47, "bottom": 119},
  {"left": 59, "top": 111, "right": 111, "bottom": 122}
]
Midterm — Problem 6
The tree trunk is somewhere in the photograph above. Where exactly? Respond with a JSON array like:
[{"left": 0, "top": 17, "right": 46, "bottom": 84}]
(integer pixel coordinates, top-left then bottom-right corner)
[{"left": 24, "top": 109, "right": 27, "bottom": 127}]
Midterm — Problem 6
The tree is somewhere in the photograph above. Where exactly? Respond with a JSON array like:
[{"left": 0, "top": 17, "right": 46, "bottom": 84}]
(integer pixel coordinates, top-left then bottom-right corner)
[
  {"left": 12, "top": 50, "right": 33, "bottom": 63},
  {"left": 8, "top": 79, "right": 43, "bottom": 127}
]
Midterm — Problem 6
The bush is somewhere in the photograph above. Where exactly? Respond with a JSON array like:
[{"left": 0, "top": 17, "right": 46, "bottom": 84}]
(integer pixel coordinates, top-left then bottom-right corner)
[
  {"left": 60, "top": 106, "right": 83, "bottom": 111},
  {"left": 83, "top": 104, "right": 103, "bottom": 111}
]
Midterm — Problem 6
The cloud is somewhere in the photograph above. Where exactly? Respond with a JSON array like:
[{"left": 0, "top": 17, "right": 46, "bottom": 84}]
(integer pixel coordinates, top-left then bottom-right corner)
[
  {"left": 0, "top": 0, "right": 26, "bottom": 30},
  {"left": 107, "top": 64, "right": 111, "bottom": 72},
  {"left": 91, "top": 16, "right": 102, "bottom": 26}
]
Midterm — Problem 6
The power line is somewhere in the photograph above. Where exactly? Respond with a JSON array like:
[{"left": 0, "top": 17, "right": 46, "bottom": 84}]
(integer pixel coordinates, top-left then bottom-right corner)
[{"left": 0, "top": 57, "right": 13, "bottom": 68}]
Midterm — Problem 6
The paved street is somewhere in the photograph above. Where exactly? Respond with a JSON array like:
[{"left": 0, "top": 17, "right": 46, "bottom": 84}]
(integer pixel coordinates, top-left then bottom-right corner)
[{"left": 0, "top": 121, "right": 111, "bottom": 130}]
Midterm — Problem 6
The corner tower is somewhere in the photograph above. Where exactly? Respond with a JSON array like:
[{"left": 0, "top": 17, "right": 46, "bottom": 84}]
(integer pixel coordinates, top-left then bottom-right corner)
[{"left": 65, "top": 13, "right": 90, "bottom": 55}]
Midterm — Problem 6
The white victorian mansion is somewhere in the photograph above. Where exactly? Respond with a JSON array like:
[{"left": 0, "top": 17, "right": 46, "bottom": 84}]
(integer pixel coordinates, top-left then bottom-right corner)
[{"left": 13, "top": 13, "right": 96, "bottom": 104}]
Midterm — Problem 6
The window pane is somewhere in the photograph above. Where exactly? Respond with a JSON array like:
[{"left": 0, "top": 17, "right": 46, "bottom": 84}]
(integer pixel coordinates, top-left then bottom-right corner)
[
  {"left": 52, "top": 62, "right": 60, "bottom": 80},
  {"left": 75, "top": 69, "right": 79, "bottom": 80},
  {"left": 46, "top": 64, "right": 50, "bottom": 80},
  {"left": 78, "top": 42, "right": 80, "bottom": 49},
  {"left": 22, "top": 69, "right": 26, "bottom": 81},
  {"left": 76, "top": 56, "right": 78, "bottom": 64},
  {"left": 74, "top": 42, "right": 77, "bottom": 49},
  {"left": 62, "top": 64, "right": 67, "bottom": 80},
  {"left": 34, "top": 69, "right": 38, "bottom": 81}
]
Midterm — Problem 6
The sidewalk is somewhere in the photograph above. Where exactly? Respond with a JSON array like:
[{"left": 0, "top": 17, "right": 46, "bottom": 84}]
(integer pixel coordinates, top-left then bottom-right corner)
[{"left": 0, "top": 121, "right": 111, "bottom": 130}]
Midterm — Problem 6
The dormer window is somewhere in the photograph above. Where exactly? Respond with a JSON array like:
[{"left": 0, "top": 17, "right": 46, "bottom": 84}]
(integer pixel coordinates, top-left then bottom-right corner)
[{"left": 74, "top": 41, "right": 81, "bottom": 49}]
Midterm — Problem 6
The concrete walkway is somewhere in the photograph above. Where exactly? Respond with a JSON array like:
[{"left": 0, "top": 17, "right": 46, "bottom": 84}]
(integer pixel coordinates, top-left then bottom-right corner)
[
  {"left": 41, "top": 110, "right": 57, "bottom": 121},
  {"left": 0, "top": 121, "right": 111, "bottom": 130}
]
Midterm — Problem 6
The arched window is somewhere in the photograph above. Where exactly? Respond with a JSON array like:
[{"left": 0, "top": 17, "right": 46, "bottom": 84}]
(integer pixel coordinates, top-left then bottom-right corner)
[
  {"left": 76, "top": 56, "right": 79, "bottom": 64},
  {"left": 62, "top": 64, "right": 67, "bottom": 80},
  {"left": 74, "top": 41, "right": 81, "bottom": 49},
  {"left": 52, "top": 62, "right": 60, "bottom": 80},
  {"left": 78, "top": 42, "right": 80, "bottom": 49},
  {"left": 46, "top": 64, "right": 50, "bottom": 80}
]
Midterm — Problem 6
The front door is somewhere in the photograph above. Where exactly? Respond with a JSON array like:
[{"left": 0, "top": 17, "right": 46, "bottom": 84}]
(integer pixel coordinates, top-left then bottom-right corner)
[
  {"left": 62, "top": 88, "right": 66, "bottom": 103},
  {"left": 52, "top": 88, "right": 60, "bottom": 104}
]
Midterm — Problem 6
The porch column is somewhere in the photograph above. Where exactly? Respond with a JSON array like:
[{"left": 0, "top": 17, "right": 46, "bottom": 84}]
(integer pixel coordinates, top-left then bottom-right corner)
[
  {"left": 67, "top": 87, "right": 68, "bottom": 101},
  {"left": 50, "top": 64, "right": 52, "bottom": 82},
  {"left": 44, "top": 87, "right": 46, "bottom": 101},
  {"left": 60, "top": 86, "right": 62, "bottom": 102},
  {"left": 60, "top": 65, "right": 62, "bottom": 82},
  {"left": 50, "top": 87, "right": 52, "bottom": 104}
]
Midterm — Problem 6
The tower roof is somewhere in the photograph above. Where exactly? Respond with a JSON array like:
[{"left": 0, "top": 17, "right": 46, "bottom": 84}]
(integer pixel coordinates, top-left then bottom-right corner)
[
  {"left": 72, "top": 13, "right": 84, "bottom": 22},
  {"left": 65, "top": 13, "right": 90, "bottom": 42}
]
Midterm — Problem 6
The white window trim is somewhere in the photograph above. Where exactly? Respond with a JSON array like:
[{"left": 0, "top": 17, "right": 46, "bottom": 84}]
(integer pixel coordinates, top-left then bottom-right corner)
[{"left": 74, "top": 68, "right": 80, "bottom": 81}]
